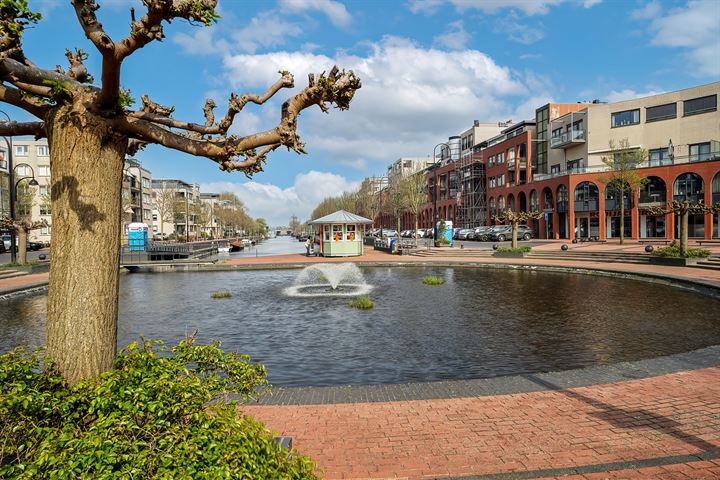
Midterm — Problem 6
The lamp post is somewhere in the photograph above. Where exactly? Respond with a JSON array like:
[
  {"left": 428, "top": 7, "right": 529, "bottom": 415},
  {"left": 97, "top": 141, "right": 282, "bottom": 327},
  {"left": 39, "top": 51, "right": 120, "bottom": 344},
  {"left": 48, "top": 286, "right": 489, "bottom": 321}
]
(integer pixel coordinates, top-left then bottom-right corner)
[
  {"left": 0, "top": 109, "right": 18, "bottom": 262},
  {"left": 432, "top": 142, "right": 449, "bottom": 245}
]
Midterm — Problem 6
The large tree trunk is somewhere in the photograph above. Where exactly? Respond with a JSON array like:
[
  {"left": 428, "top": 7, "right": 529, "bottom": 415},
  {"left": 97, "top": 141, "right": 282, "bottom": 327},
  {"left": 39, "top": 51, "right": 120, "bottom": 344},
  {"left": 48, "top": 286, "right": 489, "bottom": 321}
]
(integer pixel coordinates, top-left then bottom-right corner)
[
  {"left": 17, "top": 225, "right": 27, "bottom": 264},
  {"left": 619, "top": 191, "right": 625, "bottom": 245},
  {"left": 680, "top": 210, "right": 688, "bottom": 257},
  {"left": 414, "top": 214, "right": 418, "bottom": 247},
  {"left": 511, "top": 222, "right": 518, "bottom": 249},
  {"left": 45, "top": 104, "right": 128, "bottom": 384}
]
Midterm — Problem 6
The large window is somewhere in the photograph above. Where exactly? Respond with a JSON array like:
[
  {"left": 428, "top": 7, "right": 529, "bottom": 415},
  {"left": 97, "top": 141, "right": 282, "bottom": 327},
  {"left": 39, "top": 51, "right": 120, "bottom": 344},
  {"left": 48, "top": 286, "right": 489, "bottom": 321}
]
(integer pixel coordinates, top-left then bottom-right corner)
[
  {"left": 649, "top": 148, "right": 672, "bottom": 166},
  {"left": 15, "top": 145, "right": 28, "bottom": 156},
  {"left": 611, "top": 109, "right": 640, "bottom": 127},
  {"left": 346, "top": 224, "right": 356, "bottom": 241},
  {"left": 36, "top": 145, "right": 49, "bottom": 156},
  {"left": 674, "top": 173, "right": 703, "bottom": 201},
  {"left": 646, "top": 103, "right": 677, "bottom": 122},
  {"left": 567, "top": 159, "right": 584, "bottom": 173},
  {"left": 689, "top": 142, "right": 711, "bottom": 162},
  {"left": 38, "top": 165, "right": 51, "bottom": 177},
  {"left": 684, "top": 94, "right": 716, "bottom": 116}
]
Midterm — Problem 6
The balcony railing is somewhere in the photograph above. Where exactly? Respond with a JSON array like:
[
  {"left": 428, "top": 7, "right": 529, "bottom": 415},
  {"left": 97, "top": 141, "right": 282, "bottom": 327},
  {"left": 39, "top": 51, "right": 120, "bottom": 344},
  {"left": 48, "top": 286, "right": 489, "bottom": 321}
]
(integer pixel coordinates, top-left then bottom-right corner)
[
  {"left": 638, "top": 192, "right": 666, "bottom": 205},
  {"left": 574, "top": 200, "right": 598, "bottom": 212},
  {"left": 550, "top": 129, "right": 586, "bottom": 149}
]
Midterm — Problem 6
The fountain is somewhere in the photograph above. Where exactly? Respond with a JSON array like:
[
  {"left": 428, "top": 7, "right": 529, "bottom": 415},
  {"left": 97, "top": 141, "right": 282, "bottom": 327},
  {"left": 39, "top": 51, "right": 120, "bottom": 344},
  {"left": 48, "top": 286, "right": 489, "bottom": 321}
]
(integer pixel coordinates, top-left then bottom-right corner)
[{"left": 284, "top": 263, "right": 373, "bottom": 297}]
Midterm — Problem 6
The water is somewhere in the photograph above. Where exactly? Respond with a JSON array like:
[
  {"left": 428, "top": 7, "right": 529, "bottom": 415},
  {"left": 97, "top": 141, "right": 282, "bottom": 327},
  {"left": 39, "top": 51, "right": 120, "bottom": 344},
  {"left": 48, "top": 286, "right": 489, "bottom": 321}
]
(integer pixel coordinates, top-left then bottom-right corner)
[
  {"left": 284, "top": 263, "right": 373, "bottom": 297},
  {"left": 226, "top": 236, "right": 305, "bottom": 258},
  {"left": 2, "top": 267, "right": 719, "bottom": 387}
]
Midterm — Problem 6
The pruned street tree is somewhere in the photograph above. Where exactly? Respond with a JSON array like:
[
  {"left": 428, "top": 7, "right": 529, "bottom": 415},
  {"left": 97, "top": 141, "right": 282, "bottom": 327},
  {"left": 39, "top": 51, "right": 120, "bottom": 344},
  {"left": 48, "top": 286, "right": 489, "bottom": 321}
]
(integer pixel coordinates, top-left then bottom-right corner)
[
  {"left": 0, "top": 179, "right": 47, "bottom": 263},
  {"left": 598, "top": 139, "right": 648, "bottom": 244},
  {"left": 0, "top": 0, "right": 360, "bottom": 383},
  {"left": 400, "top": 171, "right": 425, "bottom": 245},
  {"left": 645, "top": 200, "right": 720, "bottom": 256},
  {"left": 493, "top": 209, "right": 543, "bottom": 248},
  {"left": 152, "top": 182, "right": 176, "bottom": 239}
]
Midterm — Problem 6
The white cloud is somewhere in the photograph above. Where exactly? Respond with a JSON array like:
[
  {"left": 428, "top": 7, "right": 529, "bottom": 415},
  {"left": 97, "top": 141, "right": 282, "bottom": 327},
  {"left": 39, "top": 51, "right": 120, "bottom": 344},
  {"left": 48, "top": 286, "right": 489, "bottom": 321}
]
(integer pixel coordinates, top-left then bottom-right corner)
[
  {"left": 278, "top": 0, "right": 352, "bottom": 27},
  {"left": 408, "top": 0, "right": 572, "bottom": 16},
  {"left": 630, "top": 0, "right": 662, "bottom": 20},
  {"left": 604, "top": 88, "right": 666, "bottom": 103},
  {"left": 495, "top": 13, "right": 545, "bottom": 44},
  {"left": 220, "top": 36, "right": 529, "bottom": 165},
  {"left": 583, "top": 0, "right": 603, "bottom": 7},
  {"left": 433, "top": 20, "right": 471, "bottom": 50},
  {"left": 201, "top": 171, "right": 359, "bottom": 224},
  {"left": 644, "top": 0, "right": 720, "bottom": 77},
  {"left": 231, "top": 11, "right": 303, "bottom": 53},
  {"left": 173, "top": 27, "right": 230, "bottom": 55}
]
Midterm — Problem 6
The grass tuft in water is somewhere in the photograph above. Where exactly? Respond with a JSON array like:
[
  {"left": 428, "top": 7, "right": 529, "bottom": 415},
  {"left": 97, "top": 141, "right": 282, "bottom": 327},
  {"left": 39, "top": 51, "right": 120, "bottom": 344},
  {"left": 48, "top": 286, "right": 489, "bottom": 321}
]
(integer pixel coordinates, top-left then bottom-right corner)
[
  {"left": 349, "top": 296, "right": 374, "bottom": 309},
  {"left": 211, "top": 290, "right": 233, "bottom": 299},
  {"left": 422, "top": 276, "right": 445, "bottom": 286}
]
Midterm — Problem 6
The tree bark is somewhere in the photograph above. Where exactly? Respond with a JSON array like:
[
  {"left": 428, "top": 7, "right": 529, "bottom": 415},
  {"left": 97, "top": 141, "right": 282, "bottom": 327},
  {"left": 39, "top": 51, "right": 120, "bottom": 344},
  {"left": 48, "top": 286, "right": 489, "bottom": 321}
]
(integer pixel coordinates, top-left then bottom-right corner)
[
  {"left": 512, "top": 221, "right": 518, "bottom": 249},
  {"left": 17, "top": 226, "right": 27, "bottom": 264},
  {"left": 414, "top": 214, "right": 418, "bottom": 247},
  {"left": 680, "top": 210, "right": 688, "bottom": 257},
  {"left": 45, "top": 104, "right": 128, "bottom": 384}
]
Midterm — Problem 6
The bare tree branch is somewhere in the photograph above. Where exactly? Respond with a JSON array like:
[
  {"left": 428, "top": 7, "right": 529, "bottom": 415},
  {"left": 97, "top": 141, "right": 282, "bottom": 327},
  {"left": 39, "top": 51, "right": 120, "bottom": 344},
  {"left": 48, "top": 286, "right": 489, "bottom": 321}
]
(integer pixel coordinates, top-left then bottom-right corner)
[
  {"left": 217, "top": 72, "right": 294, "bottom": 132},
  {"left": 127, "top": 111, "right": 217, "bottom": 135},
  {"left": 219, "top": 144, "right": 280, "bottom": 173},
  {"left": 0, "top": 57, "right": 84, "bottom": 92},
  {"left": 0, "top": 83, "right": 50, "bottom": 119},
  {"left": 0, "top": 120, "right": 46, "bottom": 138}
]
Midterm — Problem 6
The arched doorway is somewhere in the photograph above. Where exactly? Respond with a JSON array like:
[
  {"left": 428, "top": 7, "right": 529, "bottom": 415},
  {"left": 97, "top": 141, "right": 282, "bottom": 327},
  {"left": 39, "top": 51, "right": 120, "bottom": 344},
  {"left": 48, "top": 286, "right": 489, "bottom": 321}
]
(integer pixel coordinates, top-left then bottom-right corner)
[
  {"left": 556, "top": 184, "right": 569, "bottom": 238},
  {"left": 507, "top": 194, "right": 515, "bottom": 212},
  {"left": 604, "top": 180, "right": 632, "bottom": 239},
  {"left": 639, "top": 176, "right": 667, "bottom": 238},
  {"left": 542, "top": 187, "right": 554, "bottom": 238},
  {"left": 529, "top": 190, "right": 539, "bottom": 237},
  {"left": 674, "top": 173, "right": 704, "bottom": 238},
  {"left": 518, "top": 191, "right": 527, "bottom": 212},
  {"left": 498, "top": 195, "right": 505, "bottom": 215},
  {"left": 489, "top": 197, "right": 496, "bottom": 223},
  {"left": 574, "top": 181, "right": 599, "bottom": 239}
]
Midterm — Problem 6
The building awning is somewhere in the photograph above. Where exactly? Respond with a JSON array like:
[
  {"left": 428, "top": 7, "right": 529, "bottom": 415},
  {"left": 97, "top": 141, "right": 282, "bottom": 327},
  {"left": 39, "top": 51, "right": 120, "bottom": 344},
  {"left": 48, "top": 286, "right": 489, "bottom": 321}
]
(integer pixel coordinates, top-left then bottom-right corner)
[{"left": 309, "top": 210, "right": 373, "bottom": 225}]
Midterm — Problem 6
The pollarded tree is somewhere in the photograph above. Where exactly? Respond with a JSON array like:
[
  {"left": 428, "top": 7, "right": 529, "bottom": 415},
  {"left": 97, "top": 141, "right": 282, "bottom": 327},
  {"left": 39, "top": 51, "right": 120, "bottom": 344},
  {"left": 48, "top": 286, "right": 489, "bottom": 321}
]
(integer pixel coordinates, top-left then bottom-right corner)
[
  {"left": 0, "top": 1, "right": 360, "bottom": 383},
  {"left": 0, "top": 180, "right": 47, "bottom": 263},
  {"left": 493, "top": 209, "right": 543, "bottom": 249},
  {"left": 400, "top": 171, "right": 426, "bottom": 245},
  {"left": 646, "top": 200, "right": 720, "bottom": 256}
]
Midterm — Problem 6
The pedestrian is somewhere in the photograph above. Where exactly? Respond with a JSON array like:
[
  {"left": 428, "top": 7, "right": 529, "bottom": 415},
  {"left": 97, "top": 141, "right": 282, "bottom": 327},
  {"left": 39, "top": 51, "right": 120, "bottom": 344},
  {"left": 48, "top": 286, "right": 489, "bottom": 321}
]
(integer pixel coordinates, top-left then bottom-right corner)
[{"left": 305, "top": 236, "right": 312, "bottom": 256}]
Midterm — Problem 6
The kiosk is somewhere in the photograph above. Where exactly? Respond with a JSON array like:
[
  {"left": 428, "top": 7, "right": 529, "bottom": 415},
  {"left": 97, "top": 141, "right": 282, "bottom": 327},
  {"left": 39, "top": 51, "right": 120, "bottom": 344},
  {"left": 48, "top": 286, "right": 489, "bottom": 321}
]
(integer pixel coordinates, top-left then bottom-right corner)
[{"left": 309, "top": 210, "right": 373, "bottom": 257}]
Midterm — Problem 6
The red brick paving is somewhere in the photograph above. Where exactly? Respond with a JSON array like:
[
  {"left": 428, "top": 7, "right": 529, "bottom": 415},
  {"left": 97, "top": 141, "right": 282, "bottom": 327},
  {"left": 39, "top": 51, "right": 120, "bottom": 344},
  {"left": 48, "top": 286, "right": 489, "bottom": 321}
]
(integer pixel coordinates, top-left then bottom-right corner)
[{"left": 242, "top": 368, "right": 720, "bottom": 479}]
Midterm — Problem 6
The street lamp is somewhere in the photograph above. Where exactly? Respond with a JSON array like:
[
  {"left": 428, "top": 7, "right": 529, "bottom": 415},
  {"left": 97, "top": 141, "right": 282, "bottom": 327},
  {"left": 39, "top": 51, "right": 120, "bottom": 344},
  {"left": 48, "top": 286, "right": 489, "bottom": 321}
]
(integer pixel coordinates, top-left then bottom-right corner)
[
  {"left": 0, "top": 109, "right": 18, "bottom": 262},
  {"left": 432, "top": 142, "right": 449, "bottom": 244}
]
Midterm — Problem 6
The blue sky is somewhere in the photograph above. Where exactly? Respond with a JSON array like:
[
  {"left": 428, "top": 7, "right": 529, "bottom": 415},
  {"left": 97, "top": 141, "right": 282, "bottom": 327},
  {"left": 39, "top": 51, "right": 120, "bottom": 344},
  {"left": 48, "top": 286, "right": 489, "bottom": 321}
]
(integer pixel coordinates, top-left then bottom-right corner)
[{"left": 9, "top": 0, "right": 720, "bottom": 225}]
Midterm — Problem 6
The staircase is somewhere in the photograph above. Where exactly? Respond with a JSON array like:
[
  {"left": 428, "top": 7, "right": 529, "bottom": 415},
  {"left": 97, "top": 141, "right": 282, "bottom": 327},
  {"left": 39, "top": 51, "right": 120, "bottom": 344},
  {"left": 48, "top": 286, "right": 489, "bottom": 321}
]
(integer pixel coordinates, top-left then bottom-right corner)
[
  {"left": 527, "top": 250, "right": 651, "bottom": 265},
  {"left": 0, "top": 269, "right": 29, "bottom": 280},
  {"left": 409, "top": 247, "right": 495, "bottom": 258},
  {"left": 691, "top": 256, "right": 720, "bottom": 272}
]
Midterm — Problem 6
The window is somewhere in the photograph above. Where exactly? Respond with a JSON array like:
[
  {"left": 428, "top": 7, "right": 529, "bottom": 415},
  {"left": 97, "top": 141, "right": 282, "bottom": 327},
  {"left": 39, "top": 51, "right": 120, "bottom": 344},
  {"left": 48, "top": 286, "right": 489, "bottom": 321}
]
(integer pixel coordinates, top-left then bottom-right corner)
[
  {"left": 152, "top": 214, "right": 158, "bottom": 221},
  {"left": 38, "top": 165, "right": 50, "bottom": 177},
  {"left": 39, "top": 186, "right": 49, "bottom": 196},
  {"left": 551, "top": 127, "right": 563, "bottom": 140},
  {"left": 15, "top": 145, "right": 28, "bottom": 156},
  {"left": 649, "top": 148, "right": 672, "bottom": 166},
  {"left": 15, "top": 164, "right": 30, "bottom": 176},
  {"left": 568, "top": 159, "right": 585, "bottom": 173},
  {"left": 488, "top": 155, "right": 494, "bottom": 167},
  {"left": 40, "top": 226, "right": 51, "bottom": 236},
  {"left": 646, "top": 103, "right": 677, "bottom": 122},
  {"left": 346, "top": 224, "right": 356, "bottom": 241},
  {"left": 324, "top": 225, "right": 331, "bottom": 241},
  {"left": 497, "top": 152, "right": 504, "bottom": 163},
  {"left": 689, "top": 142, "right": 711, "bottom": 162},
  {"left": 489, "top": 177, "right": 496, "bottom": 188},
  {"left": 507, "top": 149, "right": 515, "bottom": 161},
  {"left": 551, "top": 164, "right": 561, "bottom": 174},
  {"left": 40, "top": 204, "right": 51, "bottom": 216},
  {"left": 684, "top": 95, "right": 716, "bottom": 116},
  {"left": 36, "top": 145, "right": 49, "bottom": 156},
  {"left": 332, "top": 224, "right": 343, "bottom": 241},
  {"left": 498, "top": 174, "right": 505, "bottom": 186},
  {"left": 142, "top": 177, "right": 150, "bottom": 188},
  {"left": 611, "top": 109, "right": 640, "bottom": 127}
]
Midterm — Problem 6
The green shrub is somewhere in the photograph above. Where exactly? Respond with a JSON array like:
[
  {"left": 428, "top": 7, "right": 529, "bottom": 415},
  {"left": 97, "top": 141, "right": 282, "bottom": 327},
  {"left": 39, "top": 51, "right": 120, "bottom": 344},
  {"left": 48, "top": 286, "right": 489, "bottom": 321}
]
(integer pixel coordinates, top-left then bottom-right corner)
[
  {"left": 422, "top": 276, "right": 446, "bottom": 285},
  {"left": 652, "top": 241, "right": 710, "bottom": 259},
  {"left": 1, "top": 260, "right": 41, "bottom": 267},
  {"left": 349, "top": 296, "right": 374, "bottom": 309},
  {"left": 495, "top": 246, "right": 531, "bottom": 253},
  {"left": 211, "top": 290, "right": 233, "bottom": 298},
  {"left": 0, "top": 339, "right": 318, "bottom": 479},
  {"left": 435, "top": 237, "right": 450, "bottom": 245}
]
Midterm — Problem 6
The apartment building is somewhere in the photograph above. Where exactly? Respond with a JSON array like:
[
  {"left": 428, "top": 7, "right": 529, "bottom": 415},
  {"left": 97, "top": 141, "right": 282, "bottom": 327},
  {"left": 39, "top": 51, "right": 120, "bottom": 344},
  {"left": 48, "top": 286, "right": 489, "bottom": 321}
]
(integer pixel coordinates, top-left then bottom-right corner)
[
  {"left": 386, "top": 157, "right": 434, "bottom": 184},
  {"left": 199, "top": 192, "right": 222, "bottom": 239},
  {"left": 490, "top": 82, "right": 720, "bottom": 240},
  {"left": 151, "top": 179, "right": 200, "bottom": 240},
  {"left": 122, "top": 158, "right": 153, "bottom": 235},
  {"left": 0, "top": 138, "right": 53, "bottom": 243}
]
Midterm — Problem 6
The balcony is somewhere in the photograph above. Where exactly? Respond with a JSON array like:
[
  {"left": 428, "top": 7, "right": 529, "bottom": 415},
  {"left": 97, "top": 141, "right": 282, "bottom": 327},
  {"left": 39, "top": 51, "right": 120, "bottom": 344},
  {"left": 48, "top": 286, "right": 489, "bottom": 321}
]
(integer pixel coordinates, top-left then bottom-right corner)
[
  {"left": 638, "top": 192, "right": 666, "bottom": 205},
  {"left": 551, "top": 129, "right": 586, "bottom": 149},
  {"left": 574, "top": 200, "right": 598, "bottom": 212},
  {"left": 605, "top": 198, "right": 633, "bottom": 210}
]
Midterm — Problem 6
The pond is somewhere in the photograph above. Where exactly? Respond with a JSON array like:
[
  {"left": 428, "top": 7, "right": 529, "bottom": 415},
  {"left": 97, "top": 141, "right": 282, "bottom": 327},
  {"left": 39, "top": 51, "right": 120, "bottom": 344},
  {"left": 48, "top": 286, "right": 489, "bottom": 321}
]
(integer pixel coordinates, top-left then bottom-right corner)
[{"left": 2, "top": 267, "right": 719, "bottom": 387}]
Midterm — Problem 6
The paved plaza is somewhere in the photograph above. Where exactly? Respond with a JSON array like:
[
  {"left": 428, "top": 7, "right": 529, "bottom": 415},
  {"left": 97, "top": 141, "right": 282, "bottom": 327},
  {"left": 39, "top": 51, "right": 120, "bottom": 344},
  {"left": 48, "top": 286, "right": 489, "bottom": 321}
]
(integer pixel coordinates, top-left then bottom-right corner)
[{"left": 2, "top": 241, "right": 719, "bottom": 478}]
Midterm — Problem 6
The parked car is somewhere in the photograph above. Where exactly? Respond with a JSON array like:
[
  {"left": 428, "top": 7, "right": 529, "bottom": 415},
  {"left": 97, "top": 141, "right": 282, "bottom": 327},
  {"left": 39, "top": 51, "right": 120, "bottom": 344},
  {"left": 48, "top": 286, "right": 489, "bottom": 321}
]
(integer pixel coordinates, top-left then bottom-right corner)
[
  {"left": 472, "top": 226, "right": 494, "bottom": 241},
  {"left": 455, "top": 228, "right": 475, "bottom": 240},
  {"left": 0, "top": 241, "right": 6, "bottom": 254},
  {"left": 380, "top": 229, "right": 398, "bottom": 237},
  {"left": 415, "top": 229, "right": 426, "bottom": 238},
  {"left": 489, "top": 224, "right": 532, "bottom": 242},
  {"left": 1, "top": 234, "right": 10, "bottom": 250},
  {"left": 425, "top": 228, "right": 434, "bottom": 239},
  {"left": 26, "top": 240, "right": 43, "bottom": 251}
]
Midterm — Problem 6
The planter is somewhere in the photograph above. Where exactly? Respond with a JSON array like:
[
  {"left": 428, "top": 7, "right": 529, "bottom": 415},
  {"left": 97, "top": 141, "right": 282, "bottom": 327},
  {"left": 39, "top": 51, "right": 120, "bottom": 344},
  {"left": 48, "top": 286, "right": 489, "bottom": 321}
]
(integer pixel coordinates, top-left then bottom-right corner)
[
  {"left": 493, "top": 251, "right": 529, "bottom": 258},
  {"left": 649, "top": 256, "right": 702, "bottom": 266}
]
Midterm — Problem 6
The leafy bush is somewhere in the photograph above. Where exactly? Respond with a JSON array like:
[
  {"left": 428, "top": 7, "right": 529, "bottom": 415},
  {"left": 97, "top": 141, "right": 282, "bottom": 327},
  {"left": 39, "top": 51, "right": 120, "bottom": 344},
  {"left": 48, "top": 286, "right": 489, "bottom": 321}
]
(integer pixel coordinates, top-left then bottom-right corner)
[
  {"left": 435, "top": 237, "right": 450, "bottom": 245},
  {"left": 422, "top": 276, "right": 446, "bottom": 285},
  {"left": 495, "top": 246, "right": 531, "bottom": 253},
  {"left": 0, "top": 339, "right": 319, "bottom": 479},
  {"left": 2, "top": 261, "right": 42, "bottom": 267},
  {"left": 211, "top": 290, "right": 233, "bottom": 298},
  {"left": 652, "top": 241, "right": 710, "bottom": 259},
  {"left": 349, "top": 296, "right": 374, "bottom": 309}
]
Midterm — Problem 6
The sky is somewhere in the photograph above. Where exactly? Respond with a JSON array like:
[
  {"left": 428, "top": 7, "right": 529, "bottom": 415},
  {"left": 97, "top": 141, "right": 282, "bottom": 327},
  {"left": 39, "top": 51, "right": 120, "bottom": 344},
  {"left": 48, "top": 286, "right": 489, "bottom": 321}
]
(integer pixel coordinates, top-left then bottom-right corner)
[{"left": 7, "top": 0, "right": 720, "bottom": 225}]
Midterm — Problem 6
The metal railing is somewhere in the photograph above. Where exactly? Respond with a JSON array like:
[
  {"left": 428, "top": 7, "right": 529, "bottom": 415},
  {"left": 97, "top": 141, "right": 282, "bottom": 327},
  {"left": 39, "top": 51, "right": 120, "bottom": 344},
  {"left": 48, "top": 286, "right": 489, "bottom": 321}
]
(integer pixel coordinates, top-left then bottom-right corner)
[{"left": 550, "top": 130, "right": 585, "bottom": 148}]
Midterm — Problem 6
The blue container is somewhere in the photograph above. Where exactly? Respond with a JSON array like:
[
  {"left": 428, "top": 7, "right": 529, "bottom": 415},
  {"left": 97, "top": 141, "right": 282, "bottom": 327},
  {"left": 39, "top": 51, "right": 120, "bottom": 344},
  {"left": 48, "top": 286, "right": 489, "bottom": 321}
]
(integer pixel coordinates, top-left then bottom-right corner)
[{"left": 127, "top": 223, "right": 148, "bottom": 251}]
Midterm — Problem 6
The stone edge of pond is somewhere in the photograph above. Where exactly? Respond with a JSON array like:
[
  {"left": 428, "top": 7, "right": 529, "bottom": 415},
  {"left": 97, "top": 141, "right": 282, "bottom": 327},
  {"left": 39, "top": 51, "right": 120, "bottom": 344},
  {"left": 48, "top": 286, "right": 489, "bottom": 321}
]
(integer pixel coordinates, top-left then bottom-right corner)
[{"left": 240, "top": 345, "right": 720, "bottom": 406}]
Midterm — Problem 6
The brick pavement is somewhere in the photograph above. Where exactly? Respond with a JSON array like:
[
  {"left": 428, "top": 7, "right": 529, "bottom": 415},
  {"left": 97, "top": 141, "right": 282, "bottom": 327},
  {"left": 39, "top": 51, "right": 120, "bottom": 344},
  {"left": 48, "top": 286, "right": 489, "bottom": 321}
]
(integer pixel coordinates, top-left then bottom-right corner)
[{"left": 242, "top": 368, "right": 720, "bottom": 479}]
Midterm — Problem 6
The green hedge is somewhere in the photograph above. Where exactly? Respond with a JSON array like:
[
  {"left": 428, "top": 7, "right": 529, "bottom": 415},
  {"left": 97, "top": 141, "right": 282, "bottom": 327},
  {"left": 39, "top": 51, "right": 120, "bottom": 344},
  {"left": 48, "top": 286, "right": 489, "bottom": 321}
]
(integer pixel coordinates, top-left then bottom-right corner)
[
  {"left": 652, "top": 241, "right": 710, "bottom": 259},
  {"left": 495, "top": 246, "right": 531, "bottom": 253},
  {"left": 0, "top": 339, "right": 319, "bottom": 479}
]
